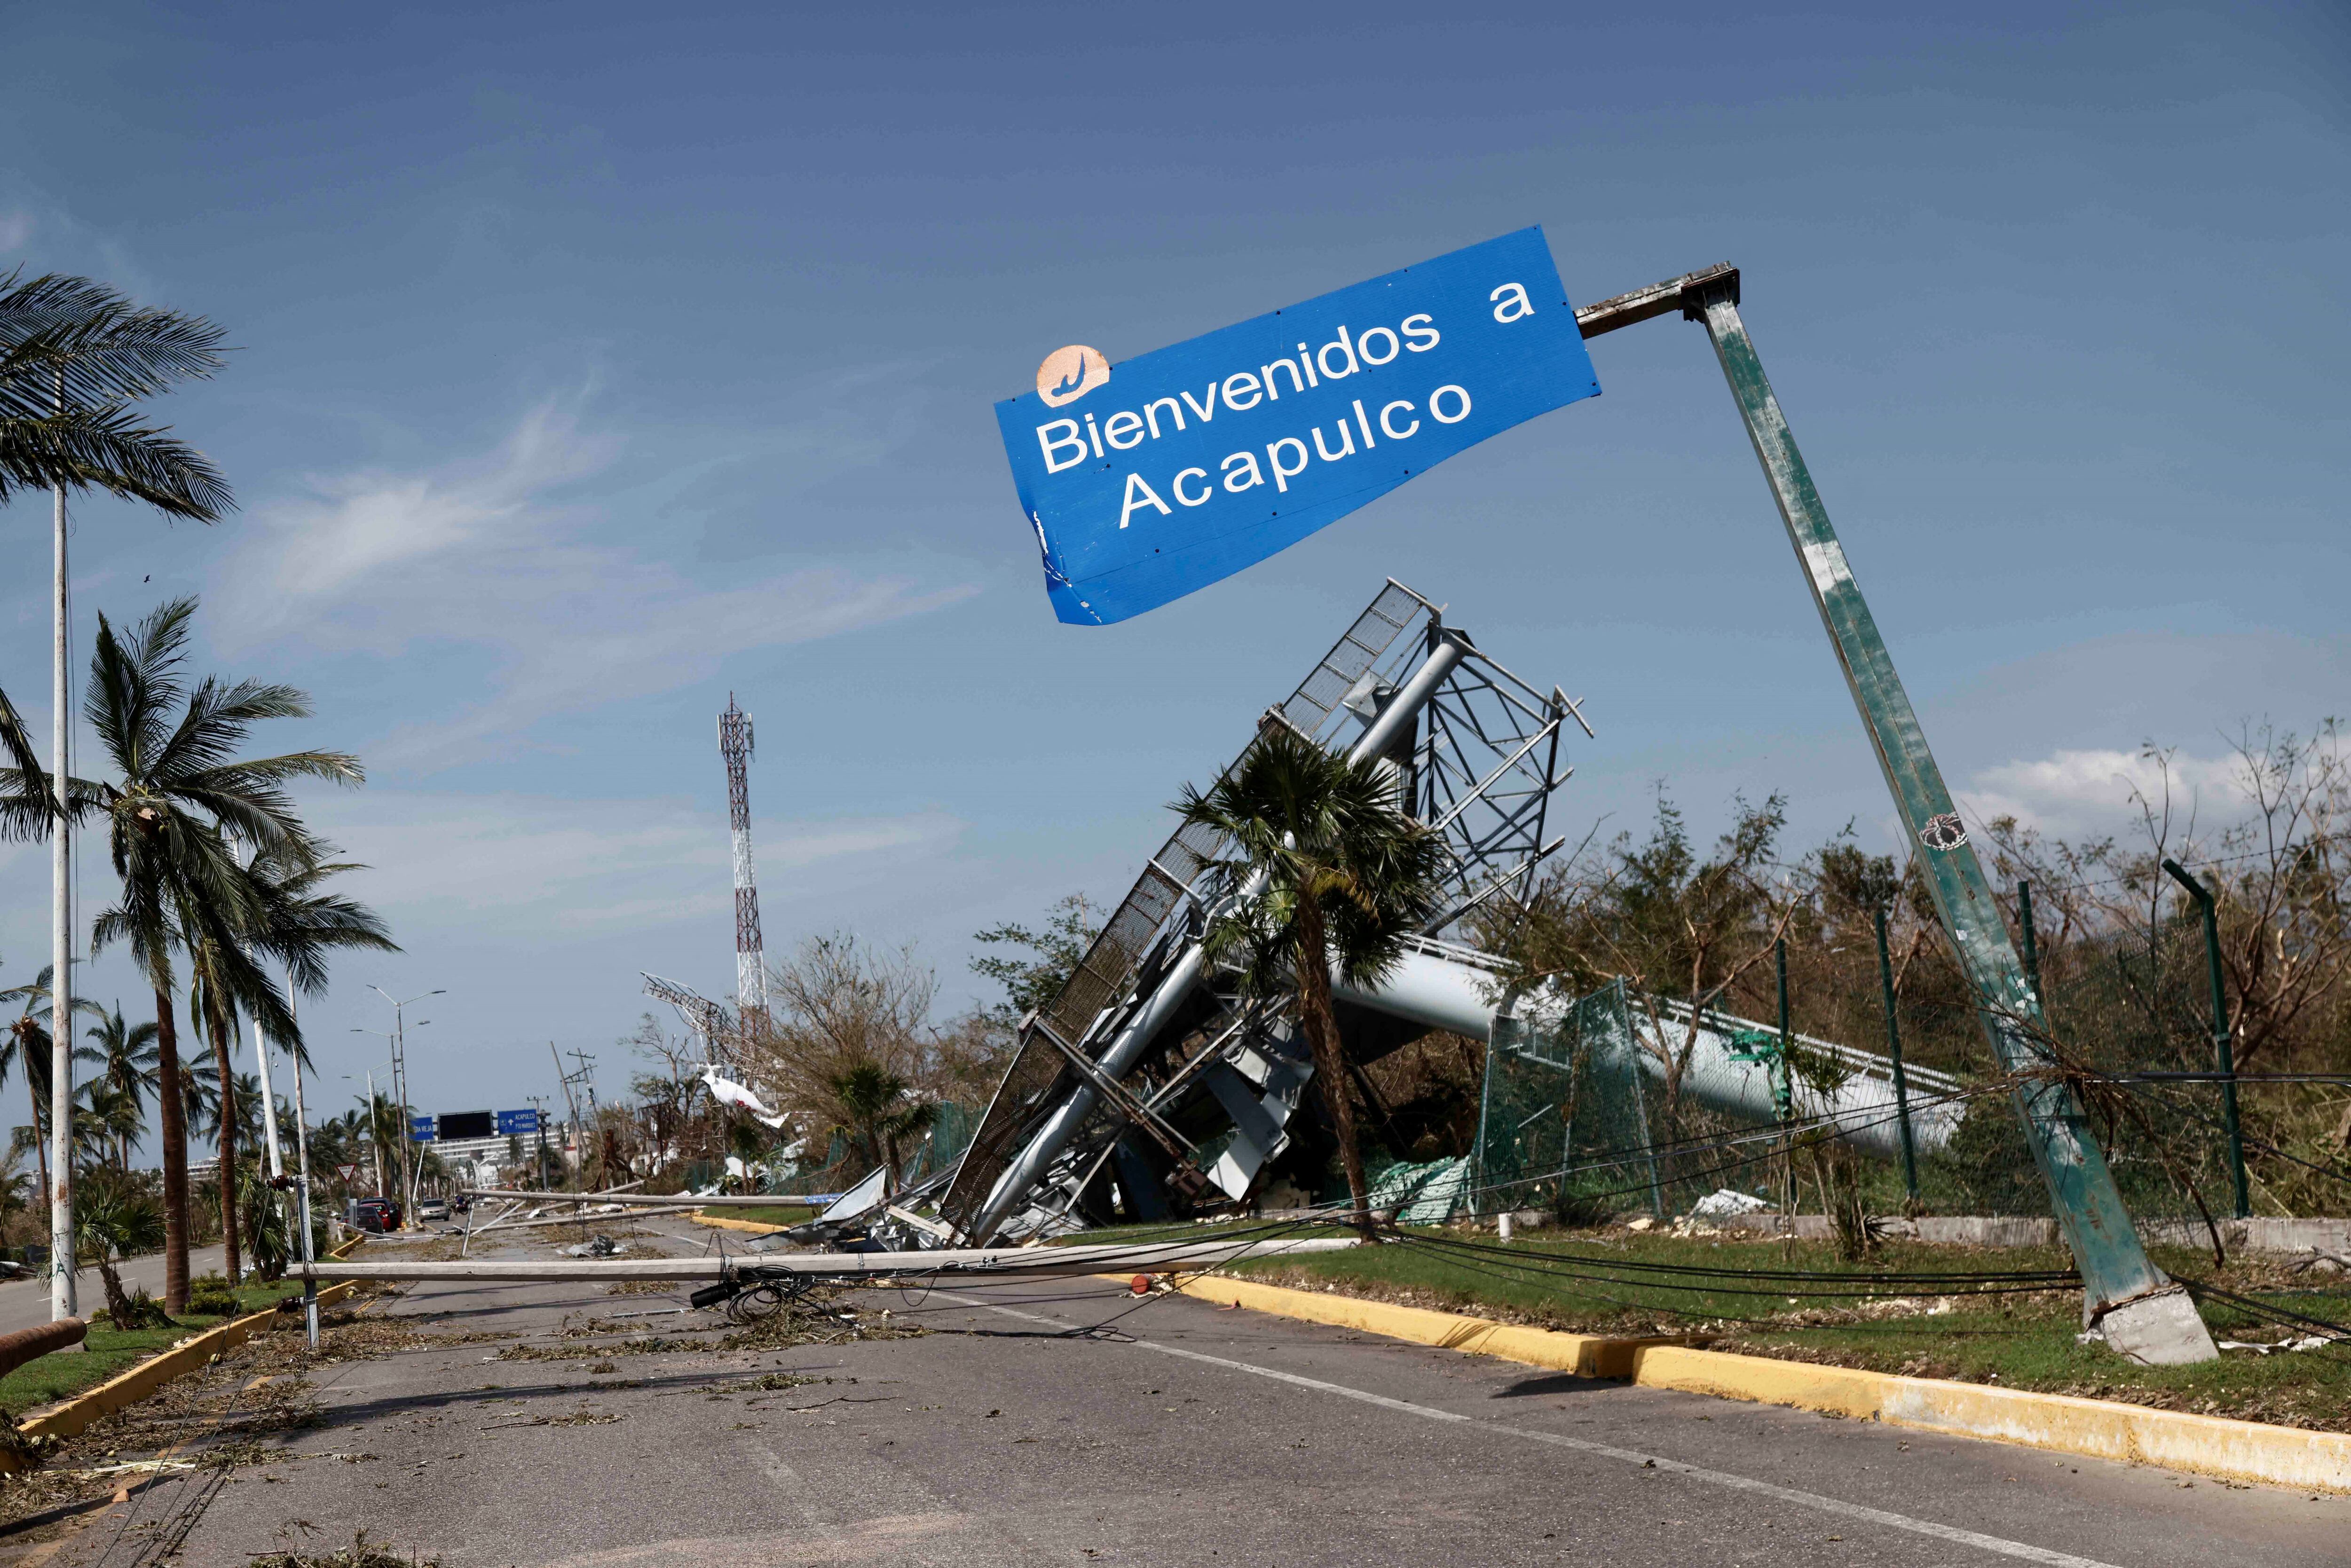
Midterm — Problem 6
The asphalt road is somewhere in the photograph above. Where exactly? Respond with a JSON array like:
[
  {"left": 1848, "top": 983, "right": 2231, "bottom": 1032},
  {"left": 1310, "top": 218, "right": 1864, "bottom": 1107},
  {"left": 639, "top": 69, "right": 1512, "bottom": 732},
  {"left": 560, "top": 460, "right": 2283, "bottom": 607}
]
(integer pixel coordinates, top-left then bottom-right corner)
[
  {"left": 0, "top": 1244, "right": 229, "bottom": 1336},
  {"left": 33, "top": 1224, "right": 2350, "bottom": 1568}
]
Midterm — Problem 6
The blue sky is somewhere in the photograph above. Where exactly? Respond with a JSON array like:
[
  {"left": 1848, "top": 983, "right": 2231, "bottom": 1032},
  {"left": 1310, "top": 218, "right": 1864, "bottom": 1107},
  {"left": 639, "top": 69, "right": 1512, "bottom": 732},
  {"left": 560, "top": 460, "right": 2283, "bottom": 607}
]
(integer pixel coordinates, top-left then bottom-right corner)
[{"left": 2, "top": 2, "right": 2344, "bottom": 1136}]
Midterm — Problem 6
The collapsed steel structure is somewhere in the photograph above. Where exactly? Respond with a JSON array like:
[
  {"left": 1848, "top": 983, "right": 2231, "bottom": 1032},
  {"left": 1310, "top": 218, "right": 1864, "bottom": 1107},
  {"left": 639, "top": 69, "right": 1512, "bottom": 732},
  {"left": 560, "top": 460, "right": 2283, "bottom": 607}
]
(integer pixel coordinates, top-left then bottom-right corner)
[
  {"left": 939, "top": 581, "right": 1570, "bottom": 1244},
  {"left": 919, "top": 580, "right": 1968, "bottom": 1249}
]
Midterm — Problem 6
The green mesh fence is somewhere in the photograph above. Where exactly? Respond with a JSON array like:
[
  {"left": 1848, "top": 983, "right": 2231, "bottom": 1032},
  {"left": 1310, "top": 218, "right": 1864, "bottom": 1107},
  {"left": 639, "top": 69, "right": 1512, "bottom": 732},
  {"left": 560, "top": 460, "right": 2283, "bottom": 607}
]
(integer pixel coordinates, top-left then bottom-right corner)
[
  {"left": 902, "top": 1103, "right": 977, "bottom": 1188},
  {"left": 1473, "top": 980, "right": 1665, "bottom": 1221},
  {"left": 1461, "top": 959, "right": 2337, "bottom": 1232}
]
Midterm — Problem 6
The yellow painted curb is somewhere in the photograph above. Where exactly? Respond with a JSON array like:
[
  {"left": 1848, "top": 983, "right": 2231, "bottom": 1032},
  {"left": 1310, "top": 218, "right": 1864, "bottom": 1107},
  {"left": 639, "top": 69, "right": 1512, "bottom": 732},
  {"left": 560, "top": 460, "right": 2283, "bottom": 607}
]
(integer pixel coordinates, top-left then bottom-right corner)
[
  {"left": 0, "top": 1236, "right": 373, "bottom": 1471},
  {"left": 1165, "top": 1273, "right": 2351, "bottom": 1494},
  {"left": 691, "top": 1213, "right": 790, "bottom": 1237},
  {"left": 1153, "top": 1273, "right": 1695, "bottom": 1379}
]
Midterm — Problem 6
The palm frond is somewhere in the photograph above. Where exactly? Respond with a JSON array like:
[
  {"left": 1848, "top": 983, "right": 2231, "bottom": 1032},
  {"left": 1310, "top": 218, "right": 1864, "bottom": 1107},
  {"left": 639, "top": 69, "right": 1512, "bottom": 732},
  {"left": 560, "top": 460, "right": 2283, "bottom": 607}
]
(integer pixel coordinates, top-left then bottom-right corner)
[
  {"left": 0, "top": 684, "right": 50, "bottom": 819},
  {"left": 0, "top": 270, "right": 230, "bottom": 412},
  {"left": 0, "top": 406, "right": 232, "bottom": 519}
]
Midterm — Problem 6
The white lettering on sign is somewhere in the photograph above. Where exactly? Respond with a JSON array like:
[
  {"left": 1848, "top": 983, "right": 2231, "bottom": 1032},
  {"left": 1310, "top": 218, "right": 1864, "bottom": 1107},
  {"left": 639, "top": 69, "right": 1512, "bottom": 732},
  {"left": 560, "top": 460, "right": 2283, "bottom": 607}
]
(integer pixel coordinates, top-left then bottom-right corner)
[
  {"left": 1109, "top": 379, "right": 1467, "bottom": 532},
  {"left": 1119, "top": 473, "right": 1172, "bottom": 529},
  {"left": 1031, "top": 311, "right": 1447, "bottom": 472},
  {"left": 1038, "top": 419, "right": 1088, "bottom": 474},
  {"left": 1489, "top": 282, "right": 1534, "bottom": 323}
]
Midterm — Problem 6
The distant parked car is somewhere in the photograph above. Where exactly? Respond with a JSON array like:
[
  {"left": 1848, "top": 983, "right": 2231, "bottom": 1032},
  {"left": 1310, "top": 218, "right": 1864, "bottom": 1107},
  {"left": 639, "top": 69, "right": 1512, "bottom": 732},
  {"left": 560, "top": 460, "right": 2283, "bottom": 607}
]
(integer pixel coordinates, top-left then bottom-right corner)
[
  {"left": 346, "top": 1198, "right": 402, "bottom": 1233},
  {"left": 416, "top": 1198, "right": 449, "bottom": 1221}
]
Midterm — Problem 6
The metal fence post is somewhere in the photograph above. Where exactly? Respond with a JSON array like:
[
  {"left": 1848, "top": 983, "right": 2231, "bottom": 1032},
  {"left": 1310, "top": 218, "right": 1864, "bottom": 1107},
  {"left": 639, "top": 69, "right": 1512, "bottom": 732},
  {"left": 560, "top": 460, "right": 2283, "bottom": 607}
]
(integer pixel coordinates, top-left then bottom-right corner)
[
  {"left": 2162, "top": 859, "right": 2249, "bottom": 1220},
  {"left": 1775, "top": 938, "right": 1796, "bottom": 1219},
  {"left": 1875, "top": 908, "right": 1920, "bottom": 1206},
  {"left": 2017, "top": 881, "right": 2042, "bottom": 1001}
]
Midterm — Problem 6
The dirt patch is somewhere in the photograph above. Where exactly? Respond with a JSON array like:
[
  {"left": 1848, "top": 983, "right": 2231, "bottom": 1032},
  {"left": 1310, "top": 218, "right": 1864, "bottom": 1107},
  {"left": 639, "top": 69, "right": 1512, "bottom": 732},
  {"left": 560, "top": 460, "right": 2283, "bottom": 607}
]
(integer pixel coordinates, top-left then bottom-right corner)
[{"left": 0, "top": 1298, "right": 472, "bottom": 1532}]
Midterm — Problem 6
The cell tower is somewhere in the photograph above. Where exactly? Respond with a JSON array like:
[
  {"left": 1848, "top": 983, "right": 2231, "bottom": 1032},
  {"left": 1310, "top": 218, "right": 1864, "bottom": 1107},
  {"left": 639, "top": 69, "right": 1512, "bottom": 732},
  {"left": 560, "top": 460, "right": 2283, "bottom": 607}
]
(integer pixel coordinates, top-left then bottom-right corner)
[{"left": 717, "top": 694, "right": 769, "bottom": 1047}]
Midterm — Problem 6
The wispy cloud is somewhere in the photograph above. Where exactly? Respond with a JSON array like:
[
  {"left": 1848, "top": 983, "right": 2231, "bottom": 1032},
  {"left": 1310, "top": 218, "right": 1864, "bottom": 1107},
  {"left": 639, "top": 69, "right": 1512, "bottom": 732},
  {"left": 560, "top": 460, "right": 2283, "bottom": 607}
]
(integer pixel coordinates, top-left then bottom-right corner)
[
  {"left": 1959, "top": 747, "right": 2244, "bottom": 838},
  {"left": 216, "top": 395, "right": 978, "bottom": 766},
  {"left": 0, "top": 212, "right": 32, "bottom": 253},
  {"left": 305, "top": 789, "right": 964, "bottom": 934}
]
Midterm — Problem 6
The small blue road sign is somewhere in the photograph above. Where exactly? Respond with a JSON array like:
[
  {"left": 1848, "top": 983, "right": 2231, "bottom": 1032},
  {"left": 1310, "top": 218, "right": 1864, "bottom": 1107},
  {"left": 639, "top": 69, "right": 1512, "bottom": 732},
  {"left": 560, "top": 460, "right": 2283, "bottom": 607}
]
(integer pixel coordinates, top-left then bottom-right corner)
[
  {"left": 995, "top": 227, "right": 1601, "bottom": 625},
  {"left": 407, "top": 1114, "right": 435, "bottom": 1143},
  {"left": 495, "top": 1108, "right": 543, "bottom": 1136}
]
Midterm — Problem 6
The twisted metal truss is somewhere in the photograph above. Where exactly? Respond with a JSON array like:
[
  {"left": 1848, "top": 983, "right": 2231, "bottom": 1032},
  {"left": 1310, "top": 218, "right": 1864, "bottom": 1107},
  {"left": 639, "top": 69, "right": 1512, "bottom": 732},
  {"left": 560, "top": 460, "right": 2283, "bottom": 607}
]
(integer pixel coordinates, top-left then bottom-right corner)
[
  {"left": 641, "top": 972, "right": 734, "bottom": 1070},
  {"left": 935, "top": 580, "right": 1590, "bottom": 1240}
]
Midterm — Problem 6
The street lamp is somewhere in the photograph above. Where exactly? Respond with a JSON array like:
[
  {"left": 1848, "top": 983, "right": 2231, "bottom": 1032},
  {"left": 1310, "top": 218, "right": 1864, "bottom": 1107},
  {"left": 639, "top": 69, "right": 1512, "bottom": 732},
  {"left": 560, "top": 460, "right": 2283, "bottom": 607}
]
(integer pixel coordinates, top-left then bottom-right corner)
[
  {"left": 341, "top": 1059, "right": 395, "bottom": 1199},
  {"left": 363, "top": 988, "right": 442, "bottom": 1228}
]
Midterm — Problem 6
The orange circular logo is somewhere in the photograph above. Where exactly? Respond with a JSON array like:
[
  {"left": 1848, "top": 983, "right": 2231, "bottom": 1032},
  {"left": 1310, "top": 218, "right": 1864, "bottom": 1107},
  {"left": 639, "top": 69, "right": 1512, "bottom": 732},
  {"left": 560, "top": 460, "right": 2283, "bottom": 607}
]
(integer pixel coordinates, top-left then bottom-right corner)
[{"left": 1036, "top": 344, "right": 1110, "bottom": 407}]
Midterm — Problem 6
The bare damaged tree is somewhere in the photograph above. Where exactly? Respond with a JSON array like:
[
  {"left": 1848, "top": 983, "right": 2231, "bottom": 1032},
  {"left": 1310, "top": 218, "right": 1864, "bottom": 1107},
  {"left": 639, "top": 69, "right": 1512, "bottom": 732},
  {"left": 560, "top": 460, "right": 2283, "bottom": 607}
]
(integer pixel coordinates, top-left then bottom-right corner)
[
  {"left": 745, "top": 934, "right": 947, "bottom": 1176},
  {"left": 1488, "top": 790, "right": 1801, "bottom": 1154}
]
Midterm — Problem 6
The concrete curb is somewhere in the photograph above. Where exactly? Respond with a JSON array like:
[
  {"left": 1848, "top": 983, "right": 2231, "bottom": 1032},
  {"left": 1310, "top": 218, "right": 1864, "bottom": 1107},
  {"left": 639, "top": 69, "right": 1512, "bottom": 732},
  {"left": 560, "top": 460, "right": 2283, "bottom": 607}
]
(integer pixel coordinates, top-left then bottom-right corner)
[
  {"left": 0, "top": 1237, "right": 371, "bottom": 1472},
  {"left": 690, "top": 1213, "right": 789, "bottom": 1237},
  {"left": 1163, "top": 1273, "right": 2351, "bottom": 1494}
]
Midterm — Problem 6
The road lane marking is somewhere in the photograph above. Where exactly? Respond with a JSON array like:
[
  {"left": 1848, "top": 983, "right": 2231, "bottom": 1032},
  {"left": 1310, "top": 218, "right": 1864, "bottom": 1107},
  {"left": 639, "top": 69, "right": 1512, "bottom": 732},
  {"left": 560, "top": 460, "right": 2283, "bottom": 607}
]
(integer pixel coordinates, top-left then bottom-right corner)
[{"left": 937, "top": 1292, "right": 2129, "bottom": 1568}]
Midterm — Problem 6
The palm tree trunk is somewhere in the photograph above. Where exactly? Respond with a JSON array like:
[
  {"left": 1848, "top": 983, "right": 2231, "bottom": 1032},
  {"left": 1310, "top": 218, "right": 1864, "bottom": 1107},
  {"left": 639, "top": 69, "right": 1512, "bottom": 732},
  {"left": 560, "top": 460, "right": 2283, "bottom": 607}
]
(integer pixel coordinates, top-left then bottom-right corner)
[
  {"left": 153, "top": 986, "right": 189, "bottom": 1315},
  {"left": 203, "top": 991, "right": 241, "bottom": 1285},
  {"left": 1294, "top": 898, "right": 1373, "bottom": 1238},
  {"left": 25, "top": 1065, "right": 49, "bottom": 1213}
]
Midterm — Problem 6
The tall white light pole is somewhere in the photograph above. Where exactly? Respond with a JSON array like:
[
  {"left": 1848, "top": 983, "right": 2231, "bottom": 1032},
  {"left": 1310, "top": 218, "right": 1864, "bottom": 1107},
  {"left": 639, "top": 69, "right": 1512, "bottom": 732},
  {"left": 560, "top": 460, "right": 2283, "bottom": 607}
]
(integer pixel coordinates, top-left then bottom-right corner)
[
  {"left": 48, "top": 477, "right": 74, "bottom": 1323},
  {"left": 345, "top": 1063, "right": 392, "bottom": 1198},
  {"left": 287, "top": 992, "right": 320, "bottom": 1347},
  {"left": 363, "top": 986, "right": 439, "bottom": 1226}
]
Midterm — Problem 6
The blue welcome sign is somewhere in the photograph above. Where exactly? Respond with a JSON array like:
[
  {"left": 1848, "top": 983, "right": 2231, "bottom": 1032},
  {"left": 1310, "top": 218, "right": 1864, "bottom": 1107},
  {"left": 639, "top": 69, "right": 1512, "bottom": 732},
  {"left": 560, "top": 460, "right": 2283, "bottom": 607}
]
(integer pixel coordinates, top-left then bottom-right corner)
[{"left": 994, "top": 227, "right": 1601, "bottom": 625}]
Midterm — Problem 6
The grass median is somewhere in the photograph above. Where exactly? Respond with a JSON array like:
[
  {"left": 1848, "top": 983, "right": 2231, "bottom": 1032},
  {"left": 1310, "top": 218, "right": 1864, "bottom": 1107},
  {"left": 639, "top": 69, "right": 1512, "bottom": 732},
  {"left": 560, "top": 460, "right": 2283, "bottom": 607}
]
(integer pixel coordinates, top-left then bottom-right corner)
[
  {"left": 0, "top": 1277, "right": 312, "bottom": 1416},
  {"left": 1145, "top": 1225, "right": 2351, "bottom": 1432}
]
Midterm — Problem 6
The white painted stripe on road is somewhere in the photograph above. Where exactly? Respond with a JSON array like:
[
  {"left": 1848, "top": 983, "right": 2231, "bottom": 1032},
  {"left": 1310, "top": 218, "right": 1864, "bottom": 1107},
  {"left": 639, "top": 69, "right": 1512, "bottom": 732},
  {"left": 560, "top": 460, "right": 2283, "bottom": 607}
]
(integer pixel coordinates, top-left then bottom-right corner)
[{"left": 939, "top": 1293, "right": 2129, "bottom": 1568}]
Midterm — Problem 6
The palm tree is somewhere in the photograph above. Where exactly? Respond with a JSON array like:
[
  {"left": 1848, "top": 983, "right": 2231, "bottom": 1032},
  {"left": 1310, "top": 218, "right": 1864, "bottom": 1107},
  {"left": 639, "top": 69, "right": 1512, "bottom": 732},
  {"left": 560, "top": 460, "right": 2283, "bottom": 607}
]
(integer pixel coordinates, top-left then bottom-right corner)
[
  {"left": 0, "top": 1148, "right": 32, "bottom": 1228},
  {"left": 358, "top": 1091, "right": 408, "bottom": 1199},
  {"left": 73, "top": 1174, "right": 167, "bottom": 1326},
  {"left": 822, "top": 1062, "right": 936, "bottom": 1193},
  {"left": 78, "top": 1007, "right": 159, "bottom": 1168},
  {"left": 70, "top": 1079, "right": 132, "bottom": 1172},
  {"left": 4, "top": 271, "right": 232, "bottom": 1320},
  {"left": 0, "top": 270, "right": 232, "bottom": 515},
  {"left": 189, "top": 1064, "right": 265, "bottom": 1158},
  {"left": 84, "top": 598, "right": 360, "bottom": 1311},
  {"left": 0, "top": 686, "right": 49, "bottom": 826},
  {"left": 77, "top": 1079, "right": 145, "bottom": 1174},
  {"left": 186, "top": 931, "right": 279, "bottom": 1282},
  {"left": 1174, "top": 724, "right": 1447, "bottom": 1235},
  {"left": 0, "top": 967, "right": 101, "bottom": 1202},
  {"left": 240, "top": 842, "right": 395, "bottom": 1248}
]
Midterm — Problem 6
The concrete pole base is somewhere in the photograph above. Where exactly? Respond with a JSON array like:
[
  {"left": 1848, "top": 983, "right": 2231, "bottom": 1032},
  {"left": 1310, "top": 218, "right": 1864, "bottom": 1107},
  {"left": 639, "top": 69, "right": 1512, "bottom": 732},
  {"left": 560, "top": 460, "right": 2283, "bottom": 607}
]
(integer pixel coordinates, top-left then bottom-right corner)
[{"left": 2096, "top": 1284, "right": 2218, "bottom": 1365}]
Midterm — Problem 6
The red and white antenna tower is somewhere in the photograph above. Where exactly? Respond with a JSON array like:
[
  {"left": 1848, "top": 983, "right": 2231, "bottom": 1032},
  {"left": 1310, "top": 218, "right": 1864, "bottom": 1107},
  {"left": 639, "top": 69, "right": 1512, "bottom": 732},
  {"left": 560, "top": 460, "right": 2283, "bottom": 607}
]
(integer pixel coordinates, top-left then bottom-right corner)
[{"left": 718, "top": 693, "right": 768, "bottom": 1047}]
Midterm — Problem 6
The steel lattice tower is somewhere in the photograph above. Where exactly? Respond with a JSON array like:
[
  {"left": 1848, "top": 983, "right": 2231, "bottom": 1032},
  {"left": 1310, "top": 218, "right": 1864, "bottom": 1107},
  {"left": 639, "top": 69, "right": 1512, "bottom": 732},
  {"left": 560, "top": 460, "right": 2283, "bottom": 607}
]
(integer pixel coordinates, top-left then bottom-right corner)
[{"left": 718, "top": 694, "right": 768, "bottom": 1047}]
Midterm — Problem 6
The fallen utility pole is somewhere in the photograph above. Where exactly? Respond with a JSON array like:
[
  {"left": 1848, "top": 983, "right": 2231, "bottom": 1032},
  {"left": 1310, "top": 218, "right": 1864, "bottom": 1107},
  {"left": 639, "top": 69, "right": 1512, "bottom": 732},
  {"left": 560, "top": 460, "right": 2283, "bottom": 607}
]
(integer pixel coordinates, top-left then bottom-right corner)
[
  {"left": 299, "top": 1235, "right": 1357, "bottom": 1285},
  {"left": 465, "top": 1212, "right": 669, "bottom": 1237},
  {"left": 0, "top": 1317, "right": 84, "bottom": 1378},
  {"left": 459, "top": 1189, "right": 809, "bottom": 1208}
]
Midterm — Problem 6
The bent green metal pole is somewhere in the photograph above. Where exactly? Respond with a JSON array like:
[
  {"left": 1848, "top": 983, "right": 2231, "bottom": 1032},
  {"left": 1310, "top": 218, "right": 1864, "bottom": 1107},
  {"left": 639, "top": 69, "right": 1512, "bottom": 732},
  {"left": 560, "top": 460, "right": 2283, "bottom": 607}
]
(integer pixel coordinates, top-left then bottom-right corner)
[
  {"left": 1684, "top": 275, "right": 2210, "bottom": 1356},
  {"left": 2162, "top": 858, "right": 2249, "bottom": 1220}
]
